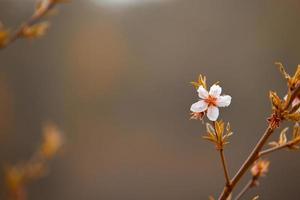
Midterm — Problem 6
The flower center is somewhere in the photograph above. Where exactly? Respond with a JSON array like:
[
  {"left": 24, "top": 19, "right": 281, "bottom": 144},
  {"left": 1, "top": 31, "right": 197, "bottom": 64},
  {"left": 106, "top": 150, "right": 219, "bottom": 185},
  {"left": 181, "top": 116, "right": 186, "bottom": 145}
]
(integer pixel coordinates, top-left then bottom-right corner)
[{"left": 205, "top": 95, "right": 217, "bottom": 107}]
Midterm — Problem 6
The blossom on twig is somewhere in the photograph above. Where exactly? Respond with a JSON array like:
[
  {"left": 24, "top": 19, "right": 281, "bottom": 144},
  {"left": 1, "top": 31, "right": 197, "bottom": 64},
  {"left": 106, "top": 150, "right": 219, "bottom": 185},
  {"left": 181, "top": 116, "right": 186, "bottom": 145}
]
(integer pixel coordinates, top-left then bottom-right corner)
[
  {"left": 251, "top": 160, "right": 270, "bottom": 181},
  {"left": 190, "top": 80, "right": 232, "bottom": 121}
]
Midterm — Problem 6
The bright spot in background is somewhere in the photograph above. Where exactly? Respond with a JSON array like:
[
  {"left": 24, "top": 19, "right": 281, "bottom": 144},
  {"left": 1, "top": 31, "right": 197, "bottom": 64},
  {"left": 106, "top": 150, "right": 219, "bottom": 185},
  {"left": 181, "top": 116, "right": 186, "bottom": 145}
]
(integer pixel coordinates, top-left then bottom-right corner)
[{"left": 90, "top": 0, "right": 169, "bottom": 7}]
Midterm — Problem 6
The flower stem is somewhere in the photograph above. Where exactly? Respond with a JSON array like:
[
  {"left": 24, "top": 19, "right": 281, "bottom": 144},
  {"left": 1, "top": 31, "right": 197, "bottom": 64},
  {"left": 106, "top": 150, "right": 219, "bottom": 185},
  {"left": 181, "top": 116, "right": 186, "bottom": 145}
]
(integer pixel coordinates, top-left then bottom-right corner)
[{"left": 219, "top": 149, "right": 231, "bottom": 187}]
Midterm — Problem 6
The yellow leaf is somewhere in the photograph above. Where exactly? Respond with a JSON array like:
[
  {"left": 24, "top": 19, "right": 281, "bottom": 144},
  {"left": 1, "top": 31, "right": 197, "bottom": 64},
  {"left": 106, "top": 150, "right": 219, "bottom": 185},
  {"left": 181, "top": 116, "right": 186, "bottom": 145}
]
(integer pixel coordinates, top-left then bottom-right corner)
[
  {"left": 285, "top": 112, "right": 300, "bottom": 121},
  {"left": 278, "top": 128, "right": 288, "bottom": 145},
  {"left": 293, "top": 123, "right": 300, "bottom": 139},
  {"left": 268, "top": 141, "right": 279, "bottom": 147},
  {"left": 191, "top": 74, "right": 207, "bottom": 89},
  {"left": 293, "top": 65, "right": 300, "bottom": 81},
  {"left": 275, "top": 62, "right": 290, "bottom": 81},
  {"left": 269, "top": 91, "right": 282, "bottom": 110},
  {"left": 206, "top": 123, "right": 215, "bottom": 135}
]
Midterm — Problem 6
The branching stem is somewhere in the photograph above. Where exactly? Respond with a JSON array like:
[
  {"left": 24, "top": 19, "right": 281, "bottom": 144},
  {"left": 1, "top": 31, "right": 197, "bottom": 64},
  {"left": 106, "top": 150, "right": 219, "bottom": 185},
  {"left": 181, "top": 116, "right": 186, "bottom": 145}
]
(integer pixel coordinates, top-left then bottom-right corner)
[
  {"left": 217, "top": 84, "right": 300, "bottom": 200},
  {"left": 259, "top": 140, "right": 296, "bottom": 157}
]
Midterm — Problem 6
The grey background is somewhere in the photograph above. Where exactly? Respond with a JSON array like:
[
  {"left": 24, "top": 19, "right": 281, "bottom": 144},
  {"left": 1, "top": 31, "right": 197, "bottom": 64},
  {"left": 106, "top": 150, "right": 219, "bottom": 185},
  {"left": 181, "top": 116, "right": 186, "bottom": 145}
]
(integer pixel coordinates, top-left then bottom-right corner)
[{"left": 0, "top": 0, "right": 300, "bottom": 199}]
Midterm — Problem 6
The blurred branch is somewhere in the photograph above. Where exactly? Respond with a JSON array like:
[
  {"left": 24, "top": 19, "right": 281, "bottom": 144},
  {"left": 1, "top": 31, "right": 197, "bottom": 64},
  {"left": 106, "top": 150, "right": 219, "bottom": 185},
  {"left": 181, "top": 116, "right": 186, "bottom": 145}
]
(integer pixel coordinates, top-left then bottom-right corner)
[
  {"left": 0, "top": 0, "right": 68, "bottom": 49},
  {"left": 5, "top": 123, "right": 63, "bottom": 200}
]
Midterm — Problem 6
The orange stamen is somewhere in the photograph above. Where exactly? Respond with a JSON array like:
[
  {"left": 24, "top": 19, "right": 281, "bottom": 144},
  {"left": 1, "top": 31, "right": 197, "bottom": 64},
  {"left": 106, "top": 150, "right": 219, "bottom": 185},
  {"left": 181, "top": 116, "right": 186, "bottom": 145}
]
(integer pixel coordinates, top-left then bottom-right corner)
[{"left": 205, "top": 95, "right": 217, "bottom": 107}]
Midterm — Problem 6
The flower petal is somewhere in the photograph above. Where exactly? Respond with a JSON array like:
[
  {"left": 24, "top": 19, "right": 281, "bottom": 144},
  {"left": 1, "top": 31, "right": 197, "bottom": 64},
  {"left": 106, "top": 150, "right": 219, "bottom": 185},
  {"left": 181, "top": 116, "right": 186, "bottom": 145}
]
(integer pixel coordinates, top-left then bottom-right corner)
[
  {"left": 190, "top": 100, "right": 208, "bottom": 112},
  {"left": 197, "top": 86, "right": 209, "bottom": 99},
  {"left": 209, "top": 84, "right": 222, "bottom": 97},
  {"left": 216, "top": 95, "right": 232, "bottom": 107},
  {"left": 207, "top": 106, "right": 219, "bottom": 121}
]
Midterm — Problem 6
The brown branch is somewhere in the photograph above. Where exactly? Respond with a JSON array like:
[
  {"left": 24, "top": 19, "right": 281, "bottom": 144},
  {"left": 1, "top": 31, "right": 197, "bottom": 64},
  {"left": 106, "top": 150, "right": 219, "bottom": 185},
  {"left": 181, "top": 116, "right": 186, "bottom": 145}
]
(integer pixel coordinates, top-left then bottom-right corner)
[
  {"left": 217, "top": 84, "right": 300, "bottom": 200},
  {"left": 1, "top": 0, "right": 60, "bottom": 49},
  {"left": 218, "top": 126, "right": 274, "bottom": 200}
]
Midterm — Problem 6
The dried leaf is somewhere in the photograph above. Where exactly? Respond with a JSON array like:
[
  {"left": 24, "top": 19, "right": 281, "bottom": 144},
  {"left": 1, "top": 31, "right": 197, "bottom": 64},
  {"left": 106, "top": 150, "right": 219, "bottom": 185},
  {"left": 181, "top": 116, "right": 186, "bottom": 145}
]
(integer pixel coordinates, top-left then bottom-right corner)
[
  {"left": 191, "top": 74, "right": 207, "bottom": 89},
  {"left": 275, "top": 62, "right": 290, "bottom": 81},
  {"left": 269, "top": 91, "right": 283, "bottom": 110},
  {"left": 293, "top": 65, "right": 300, "bottom": 81},
  {"left": 285, "top": 112, "right": 300, "bottom": 122},
  {"left": 293, "top": 123, "right": 300, "bottom": 139},
  {"left": 268, "top": 141, "right": 279, "bottom": 147},
  {"left": 278, "top": 128, "right": 288, "bottom": 145},
  {"left": 206, "top": 123, "right": 215, "bottom": 135}
]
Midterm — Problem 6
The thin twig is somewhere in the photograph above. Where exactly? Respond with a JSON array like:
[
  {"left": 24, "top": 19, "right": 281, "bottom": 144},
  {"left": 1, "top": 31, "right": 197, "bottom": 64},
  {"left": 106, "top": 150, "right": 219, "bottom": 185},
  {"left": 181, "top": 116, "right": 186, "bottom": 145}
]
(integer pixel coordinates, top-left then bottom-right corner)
[
  {"left": 217, "top": 84, "right": 300, "bottom": 200},
  {"left": 220, "top": 149, "right": 231, "bottom": 187},
  {"left": 218, "top": 126, "right": 274, "bottom": 200},
  {"left": 212, "top": 121, "right": 231, "bottom": 187},
  {"left": 259, "top": 141, "right": 295, "bottom": 157},
  {"left": 234, "top": 179, "right": 253, "bottom": 200}
]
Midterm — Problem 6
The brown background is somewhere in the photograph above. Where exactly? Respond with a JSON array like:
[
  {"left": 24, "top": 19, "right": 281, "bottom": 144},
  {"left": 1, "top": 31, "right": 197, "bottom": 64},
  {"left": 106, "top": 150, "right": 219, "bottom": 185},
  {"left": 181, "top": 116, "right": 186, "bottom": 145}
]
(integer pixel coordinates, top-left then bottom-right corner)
[{"left": 0, "top": 0, "right": 300, "bottom": 199}]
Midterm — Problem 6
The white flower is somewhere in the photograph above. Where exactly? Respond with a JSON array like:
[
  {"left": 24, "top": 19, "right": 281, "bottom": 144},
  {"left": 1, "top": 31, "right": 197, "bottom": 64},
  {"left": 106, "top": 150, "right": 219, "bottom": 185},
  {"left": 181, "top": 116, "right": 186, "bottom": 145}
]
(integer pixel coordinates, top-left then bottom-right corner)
[{"left": 190, "top": 84, "right": 232, "bottom": 121}]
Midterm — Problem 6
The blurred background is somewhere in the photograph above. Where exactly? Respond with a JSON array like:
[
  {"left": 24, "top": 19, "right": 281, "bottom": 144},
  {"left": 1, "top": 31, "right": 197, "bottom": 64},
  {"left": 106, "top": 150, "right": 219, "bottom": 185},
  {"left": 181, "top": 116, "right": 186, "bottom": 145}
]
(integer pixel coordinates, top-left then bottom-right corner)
[{"left": 0, "top": 0, "right": 300, "bottom": 199}]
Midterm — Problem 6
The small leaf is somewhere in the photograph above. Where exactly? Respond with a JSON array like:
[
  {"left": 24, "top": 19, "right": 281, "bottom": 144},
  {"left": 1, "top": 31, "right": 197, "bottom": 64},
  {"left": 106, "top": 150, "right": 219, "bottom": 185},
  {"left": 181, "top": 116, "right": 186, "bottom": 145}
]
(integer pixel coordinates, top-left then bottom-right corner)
[
  {"left": 268, "top": 141, "right": 279, "bottom": 147},
  {"left": 191, "top": 74, "right": 207, "bottom": 89},
  {"left": 202, "top": 136, "right": 216, "bottom": 143},
  {"left": 285, "top": 112, "right": 300, "bottom": 121},
  {"left": 293, "top": 123, "right": 300, "bottom": 139},
  {"left": 190, "top": 81, "right": 200, "bottom": 89},
  {"left": 293, "top": 65, "right": 300, "bottom": 81},
  {"left": 215, "top": 121, "right": 224, "bottom": 136},
  {"left": 278, "top": 128, "right": 288, "bottom": 145},
  {"left": 226, "top": 122, "right": 231, "bottom": 132},
  {"left": 206, "top": 123, "right": 215, "bottom": 135},
  {"left": 269, "top": 91, "right": 282, "bottom": 110},
  {"left": 275, "top": 62, "right": 290, "bottom": 81}
]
